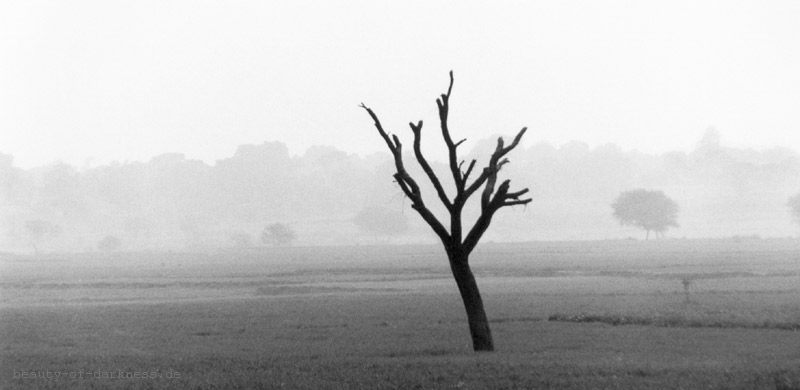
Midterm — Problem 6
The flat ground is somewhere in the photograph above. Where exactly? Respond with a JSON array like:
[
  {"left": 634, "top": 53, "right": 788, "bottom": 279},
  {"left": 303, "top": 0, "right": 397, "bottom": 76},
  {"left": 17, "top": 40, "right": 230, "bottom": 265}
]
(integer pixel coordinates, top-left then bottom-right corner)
[{"left": 2, "top": 239, "right": 800, "bottom": 389}]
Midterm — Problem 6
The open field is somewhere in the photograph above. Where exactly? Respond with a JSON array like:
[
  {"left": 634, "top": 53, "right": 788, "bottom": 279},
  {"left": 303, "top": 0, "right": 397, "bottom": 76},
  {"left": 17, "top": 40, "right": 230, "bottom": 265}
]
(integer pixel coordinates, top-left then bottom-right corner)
[{"left": 2, "top": 239, "right": 800, "bottom": 389}]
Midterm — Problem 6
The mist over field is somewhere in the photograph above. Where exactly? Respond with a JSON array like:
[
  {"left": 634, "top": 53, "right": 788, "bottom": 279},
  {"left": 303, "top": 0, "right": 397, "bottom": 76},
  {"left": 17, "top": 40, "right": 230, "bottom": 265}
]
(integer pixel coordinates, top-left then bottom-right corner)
[{"left": 2, "top": 128, "right": 798, "bottom": 253}]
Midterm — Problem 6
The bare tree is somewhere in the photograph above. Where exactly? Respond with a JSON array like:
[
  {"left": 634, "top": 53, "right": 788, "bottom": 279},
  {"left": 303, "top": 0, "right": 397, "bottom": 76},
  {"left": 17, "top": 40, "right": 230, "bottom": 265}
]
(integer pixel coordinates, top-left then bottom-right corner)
[{"left": 360, "top": 71, "right": 531, "bottom": 352}]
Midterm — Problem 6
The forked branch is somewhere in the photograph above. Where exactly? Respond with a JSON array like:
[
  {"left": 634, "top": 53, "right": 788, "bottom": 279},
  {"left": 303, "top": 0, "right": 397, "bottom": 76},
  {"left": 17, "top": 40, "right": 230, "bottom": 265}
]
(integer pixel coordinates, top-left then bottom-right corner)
[
  {"left": 361, "top": 72, "right": 531, "bottom": 255},
  {"left": 436, "top": 71, "right": 464, "bottom": 190},
  {"left": 361, "top": 71, "right": 530, "bottom": 353},
  {"left": 409, "top": 120, "right": 453, "bottom": 211},
  {"left": 360, "top": 103, "right": 450, "bottom": 242}
]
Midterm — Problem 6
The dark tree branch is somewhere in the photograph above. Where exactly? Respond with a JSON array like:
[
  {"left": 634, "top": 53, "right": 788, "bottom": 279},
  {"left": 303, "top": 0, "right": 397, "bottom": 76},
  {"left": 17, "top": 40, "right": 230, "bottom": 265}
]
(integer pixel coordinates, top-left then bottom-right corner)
[
  {"left": 463, "top": 128, "right": 531, "bottom": 254},
  {"left": 463, "top": 167, "right": 490, "bottom": 200},
  {"left": 446, "top": 70, "right": 454, "bottom": 97},
  {"left": 360, "top": 103, "right": 397, "bottom": 154},
  {"left": 502, "top": 199, "right": 532, "bottom": 207},
  {"left": 361, "top": 103, "right": 450, "bottom": 243},
  {"left": 361, "top": 72, "right": 531, "bottom": 352},
  {"left": 462, "top": 210, "right": 495, "bottom": 254},
  {"left": 462, "top": 159, "right": 477, "bottom": 184},
  {"left": 392, "top": 173, "right": 414, "bottom": 200},
  {"left": 506, "top": 188, "right": 530, "bottom": 199},
  {"left": 409, "top": 120, "right": 453, "bottom": 211},
  {"left": 410, "top": 202, "right": 451, "bottom": 243},
  {"left": 478, "top": 139, "right": 507, "bottom": 211},
  {"left": 436, "top": 71, "right": 463, "bottom": 189},
  {"left": 462, "top": 127, "right": 527, "bottom": 200}
]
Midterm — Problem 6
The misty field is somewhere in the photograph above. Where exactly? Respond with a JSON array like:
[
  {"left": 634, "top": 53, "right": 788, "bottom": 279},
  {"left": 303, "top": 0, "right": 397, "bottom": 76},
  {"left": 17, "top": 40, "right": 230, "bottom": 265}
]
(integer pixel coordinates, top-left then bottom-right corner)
[{"left": 2, "top": 239, "right": 800, "bottom": 389}]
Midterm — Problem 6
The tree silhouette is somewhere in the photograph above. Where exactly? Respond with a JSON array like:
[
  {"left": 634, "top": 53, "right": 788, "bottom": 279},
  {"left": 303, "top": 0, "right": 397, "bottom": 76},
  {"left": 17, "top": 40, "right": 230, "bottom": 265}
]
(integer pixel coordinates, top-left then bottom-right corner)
[
  {"left": 361, "top": 71, "right": 531, "bottom": 352},
  {"left": 611, "top": 189, "right": 678, "bottom": 239}
]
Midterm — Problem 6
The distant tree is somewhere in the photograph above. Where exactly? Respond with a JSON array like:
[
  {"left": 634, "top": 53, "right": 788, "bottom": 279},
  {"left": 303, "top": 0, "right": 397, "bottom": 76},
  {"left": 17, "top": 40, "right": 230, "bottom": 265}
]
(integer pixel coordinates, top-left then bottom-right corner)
[
  {"left": 361, "top": 71, "right": 531, "bottom": 351},
  {"left": 353, "top": 206, "right": 408, "bottom": 241},
  {"left": 787, "top": 193, "right": 800, "bottom": 227},
  {"left": 261, "top": 223, "right": 297, "bottom": 246},
  {"left": 97, "top": 235, "right": 121, "bottom": 252},
  {"left": 611, "top": 189, "right": 679, "bottom": 239},
  {"left": 230, "top": 232, "right": 253, "bottom": 248},
  {"left": 24, "top": 220, "right": 61, "bottom": 254},
  {"left": 681, "top": 277, "right": 694, "bottom": 304}
]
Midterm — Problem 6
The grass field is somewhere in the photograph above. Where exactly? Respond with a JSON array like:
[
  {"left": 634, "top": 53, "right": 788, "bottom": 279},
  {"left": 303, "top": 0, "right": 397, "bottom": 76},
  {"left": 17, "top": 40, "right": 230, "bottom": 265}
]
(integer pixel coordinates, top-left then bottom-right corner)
[{"left": 2, "top": 239, "right": 800, "bottom": 389}]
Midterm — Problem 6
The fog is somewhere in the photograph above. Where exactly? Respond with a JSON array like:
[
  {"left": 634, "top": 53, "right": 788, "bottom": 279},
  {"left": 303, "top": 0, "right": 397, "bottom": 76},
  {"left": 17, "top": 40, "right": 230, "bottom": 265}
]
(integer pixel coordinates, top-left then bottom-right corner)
[
  {"left": 1, "top": 128, "right": 798, "bottom": 253},
  {"left": 3, "top": 2, "right": 799, "bottom": 254}
]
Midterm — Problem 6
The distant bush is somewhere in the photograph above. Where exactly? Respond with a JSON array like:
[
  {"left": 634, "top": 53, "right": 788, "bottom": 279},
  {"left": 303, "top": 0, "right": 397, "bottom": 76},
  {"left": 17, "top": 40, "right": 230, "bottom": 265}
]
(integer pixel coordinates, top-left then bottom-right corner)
[{"left": 261, "top": 223, "right": 297, "bottom": 246}]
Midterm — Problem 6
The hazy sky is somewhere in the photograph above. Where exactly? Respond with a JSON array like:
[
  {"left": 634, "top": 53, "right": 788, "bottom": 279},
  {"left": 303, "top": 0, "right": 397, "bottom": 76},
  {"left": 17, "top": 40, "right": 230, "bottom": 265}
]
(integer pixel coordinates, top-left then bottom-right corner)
[{"left": 1, "top": 1, "right": 799, "bottom": 169}]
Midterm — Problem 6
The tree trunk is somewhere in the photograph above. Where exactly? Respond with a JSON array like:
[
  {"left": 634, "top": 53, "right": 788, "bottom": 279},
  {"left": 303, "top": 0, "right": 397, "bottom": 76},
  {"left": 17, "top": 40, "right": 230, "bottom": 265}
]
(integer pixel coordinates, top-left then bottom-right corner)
[
  {"left": 362, "top": 73, "right": 531, "bottom": 352},
  {"left": 448, "top": 251, "right": 494, "bottom": 351}
]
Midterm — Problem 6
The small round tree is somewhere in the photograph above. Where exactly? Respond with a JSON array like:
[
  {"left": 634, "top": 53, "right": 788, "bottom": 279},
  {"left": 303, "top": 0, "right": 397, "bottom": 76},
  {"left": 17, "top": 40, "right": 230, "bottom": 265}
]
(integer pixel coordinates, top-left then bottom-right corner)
[
  {"left": 611, "top": 189, "right": 679, "bottom": 239},
  {"left": 261, "top": 223, "right": 297, "bottom": 246}
]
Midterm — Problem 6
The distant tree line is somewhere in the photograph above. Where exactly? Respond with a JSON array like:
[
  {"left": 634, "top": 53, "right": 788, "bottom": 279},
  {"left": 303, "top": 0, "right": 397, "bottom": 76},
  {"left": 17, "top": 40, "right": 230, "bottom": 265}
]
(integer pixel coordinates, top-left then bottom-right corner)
[{"left": 2, "top": 127, "right": 800, "bottom": 251}]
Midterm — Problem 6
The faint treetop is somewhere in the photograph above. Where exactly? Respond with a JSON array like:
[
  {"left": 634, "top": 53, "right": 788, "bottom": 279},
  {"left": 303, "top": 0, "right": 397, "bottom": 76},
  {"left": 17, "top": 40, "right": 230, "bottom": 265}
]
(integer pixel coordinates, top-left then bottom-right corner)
[
  {"left": 353, "top": 206, "right": 408, "bottom": 240},
  {"left": 693, "top": 126, "right": 724, "bottom": 160},
  {"left": 697, "top": 127, "right": 721, "bottom": 150},
  {"left": 24, "top": 219, "right": 61, "bottom": 254},
  {"left": 261, "top": 223, "right": 297, "bottom": 246},
  {"left": 611, "top": 189, "right": 679, "bottom": 240},
  {"left": 97, "top": 235, "right": 121, "bottom": 252},
  {"left": 787, "top": 193, "right": 800, "bottom": 226}
]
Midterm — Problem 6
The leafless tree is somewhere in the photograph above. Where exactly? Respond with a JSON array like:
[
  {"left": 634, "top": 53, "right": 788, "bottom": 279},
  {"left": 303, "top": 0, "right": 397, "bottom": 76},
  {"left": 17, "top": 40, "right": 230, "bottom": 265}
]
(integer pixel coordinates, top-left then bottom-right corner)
[{"left": 360, "top": 71, "right": 531, "bottom": 351}]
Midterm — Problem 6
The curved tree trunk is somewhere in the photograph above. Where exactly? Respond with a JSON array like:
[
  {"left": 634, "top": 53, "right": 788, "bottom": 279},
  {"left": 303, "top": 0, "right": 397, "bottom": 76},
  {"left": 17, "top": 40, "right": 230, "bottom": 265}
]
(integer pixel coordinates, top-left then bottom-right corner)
[
  {"left": 361, "top": 72, "right": 529, "bottom": 352},
  {"left": 449, "top": 252, "right": 494, "bottom": 351}
]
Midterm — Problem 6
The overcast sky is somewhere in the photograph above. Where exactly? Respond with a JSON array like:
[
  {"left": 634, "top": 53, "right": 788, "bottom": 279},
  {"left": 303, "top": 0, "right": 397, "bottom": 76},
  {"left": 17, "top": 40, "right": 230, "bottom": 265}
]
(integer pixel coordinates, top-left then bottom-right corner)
[{"left": 1, "top": 1, "right": 799, "bottom": 169}]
